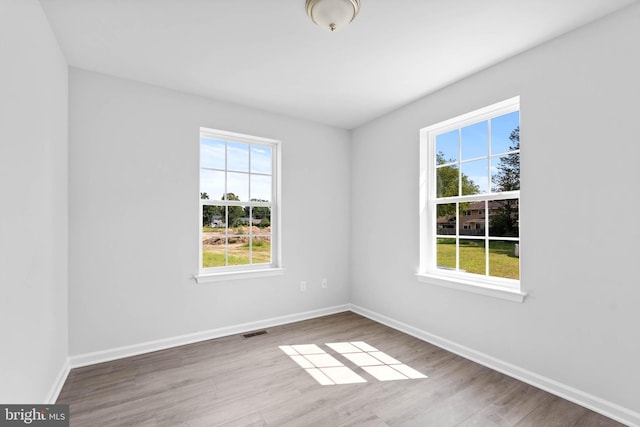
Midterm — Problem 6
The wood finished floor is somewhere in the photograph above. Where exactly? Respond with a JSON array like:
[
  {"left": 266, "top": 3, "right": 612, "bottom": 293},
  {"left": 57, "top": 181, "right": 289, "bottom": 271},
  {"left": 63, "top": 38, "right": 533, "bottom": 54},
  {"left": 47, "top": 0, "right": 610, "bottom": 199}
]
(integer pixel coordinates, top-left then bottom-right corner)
[{"left": 57, "top": 312, "right": 625, "bottom": 426}]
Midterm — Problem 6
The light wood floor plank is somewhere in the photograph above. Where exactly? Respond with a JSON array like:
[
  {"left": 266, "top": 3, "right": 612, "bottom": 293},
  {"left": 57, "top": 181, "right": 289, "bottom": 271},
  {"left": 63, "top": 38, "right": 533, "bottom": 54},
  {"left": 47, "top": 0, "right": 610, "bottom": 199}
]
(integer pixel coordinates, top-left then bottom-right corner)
[
  {"left": 455, "top": 382, "right": 552, "bottom": 426},
  {"left": 57, "top": 312, "right": 626, "bottom": 426},
  {"left": 514, "top": 396, "right": 588, "bottom": 426}
]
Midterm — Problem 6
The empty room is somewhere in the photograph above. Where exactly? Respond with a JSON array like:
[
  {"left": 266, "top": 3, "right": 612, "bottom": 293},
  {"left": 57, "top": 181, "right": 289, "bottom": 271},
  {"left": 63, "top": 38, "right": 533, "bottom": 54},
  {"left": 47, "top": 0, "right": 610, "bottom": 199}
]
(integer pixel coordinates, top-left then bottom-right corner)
[{"left": 1, "top": 0, "right": 639, "bottom": 425}]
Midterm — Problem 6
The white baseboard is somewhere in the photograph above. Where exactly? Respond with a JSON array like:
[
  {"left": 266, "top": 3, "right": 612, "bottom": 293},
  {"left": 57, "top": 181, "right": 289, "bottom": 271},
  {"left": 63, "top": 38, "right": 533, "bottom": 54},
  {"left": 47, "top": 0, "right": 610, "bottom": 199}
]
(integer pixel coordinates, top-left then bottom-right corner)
[
  {"left": 349, "top": 304, "right": 639, "bottom": 427},
  {"left": 69, "top": 304, "right": 350, "bottom": 368},
  {"left": 61, "top": 303, "right": 638, "bottom": 426},
  {"left": 46, "top": 358, "right": 70, "bottom": 404}
]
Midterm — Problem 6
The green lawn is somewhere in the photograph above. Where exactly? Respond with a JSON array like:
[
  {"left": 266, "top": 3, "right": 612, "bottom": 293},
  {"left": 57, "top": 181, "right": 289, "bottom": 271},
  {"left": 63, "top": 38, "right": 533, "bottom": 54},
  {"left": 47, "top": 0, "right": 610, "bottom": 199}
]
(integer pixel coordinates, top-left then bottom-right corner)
[
  {"left": 437, "top": 239, "right": 519, "bottom": 279},
  {"left": 201, "top": 225, "right": 271, "bottom": 268},
  {"left": 202, "top": 240, "right": 271, "bottom": 268}
]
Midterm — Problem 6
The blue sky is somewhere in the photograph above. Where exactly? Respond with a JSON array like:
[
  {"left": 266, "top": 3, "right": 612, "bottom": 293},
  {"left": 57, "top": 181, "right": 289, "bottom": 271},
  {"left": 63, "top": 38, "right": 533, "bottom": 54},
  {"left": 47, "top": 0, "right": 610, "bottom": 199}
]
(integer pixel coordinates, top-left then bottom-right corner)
[
  {"left": 436, "top": 111, "right": 519, "bottom": 195},
  {"left": 200, "top": 138, "right": 272, "bottom": 202}
]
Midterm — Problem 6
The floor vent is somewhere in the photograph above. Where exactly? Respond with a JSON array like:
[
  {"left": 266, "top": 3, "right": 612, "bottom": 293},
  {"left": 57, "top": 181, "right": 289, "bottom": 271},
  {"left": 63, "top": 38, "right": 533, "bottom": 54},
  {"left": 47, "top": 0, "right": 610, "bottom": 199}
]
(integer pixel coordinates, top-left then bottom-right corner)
[{"left": 242, "top": 330, "right": 267, "bottom": 339}]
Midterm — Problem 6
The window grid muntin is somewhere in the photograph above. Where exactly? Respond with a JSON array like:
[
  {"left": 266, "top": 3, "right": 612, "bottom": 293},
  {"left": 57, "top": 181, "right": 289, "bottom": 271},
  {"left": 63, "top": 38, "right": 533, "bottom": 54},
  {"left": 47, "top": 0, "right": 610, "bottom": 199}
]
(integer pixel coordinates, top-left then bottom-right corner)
[
  {"left": 426, "top": 99, "right": 520, "bottom": 287},
  {"left": 200, "top": 129, "right": 278, "bottom": 273}
]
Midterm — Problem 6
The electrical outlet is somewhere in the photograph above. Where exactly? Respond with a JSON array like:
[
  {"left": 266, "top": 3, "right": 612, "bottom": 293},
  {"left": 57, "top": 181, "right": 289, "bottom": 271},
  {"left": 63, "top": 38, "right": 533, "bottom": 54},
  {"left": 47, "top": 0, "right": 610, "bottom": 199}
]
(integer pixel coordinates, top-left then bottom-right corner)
[
  {"left": 300, "top": 281, "right": 307, "bottom": 292},
  {"left": 321, "top": 278, "right": 328, "bottom": 288}
]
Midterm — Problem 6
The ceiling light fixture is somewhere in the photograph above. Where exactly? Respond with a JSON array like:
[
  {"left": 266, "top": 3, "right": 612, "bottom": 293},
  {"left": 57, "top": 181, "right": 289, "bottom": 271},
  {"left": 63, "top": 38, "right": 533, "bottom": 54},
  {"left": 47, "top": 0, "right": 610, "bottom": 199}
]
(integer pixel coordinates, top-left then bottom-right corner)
[{"left": 305, "top": 0, "right": 361, "bottom": 32}]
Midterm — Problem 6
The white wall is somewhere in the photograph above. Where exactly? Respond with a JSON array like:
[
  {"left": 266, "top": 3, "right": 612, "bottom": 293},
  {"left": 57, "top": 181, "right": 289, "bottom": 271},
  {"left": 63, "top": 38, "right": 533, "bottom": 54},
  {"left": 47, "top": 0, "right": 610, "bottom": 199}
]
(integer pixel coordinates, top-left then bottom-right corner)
[
  {"left": 0, "top": 0, "right": 68, "bottom": 403},
  {"left": 68, "top": 69, "right": 351, "bottom": 356},
  {"left": 350, "top": 2, "right": 640, "bottom": 420},
  {"left": 3, "top": 0, "right": 636, "bottom": 418}
]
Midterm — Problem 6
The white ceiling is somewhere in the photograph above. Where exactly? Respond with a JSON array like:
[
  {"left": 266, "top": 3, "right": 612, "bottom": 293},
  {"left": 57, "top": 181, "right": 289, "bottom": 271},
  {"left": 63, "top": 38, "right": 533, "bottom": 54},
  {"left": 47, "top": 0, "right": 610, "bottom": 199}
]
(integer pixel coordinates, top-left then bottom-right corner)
[{"left": 39, "top": 0, "right": 636, "bottom": 129}]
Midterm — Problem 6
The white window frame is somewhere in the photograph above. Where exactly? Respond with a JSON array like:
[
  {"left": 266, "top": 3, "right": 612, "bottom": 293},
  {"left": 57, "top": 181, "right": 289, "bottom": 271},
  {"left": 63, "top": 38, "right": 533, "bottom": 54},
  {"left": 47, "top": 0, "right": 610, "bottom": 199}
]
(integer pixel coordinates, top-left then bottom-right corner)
[
  {"left": 417, "top": 97, "right": 526, "bottom": 302},
  {"left": 195, "top": 128, "right": 283, "bottom": 283}
]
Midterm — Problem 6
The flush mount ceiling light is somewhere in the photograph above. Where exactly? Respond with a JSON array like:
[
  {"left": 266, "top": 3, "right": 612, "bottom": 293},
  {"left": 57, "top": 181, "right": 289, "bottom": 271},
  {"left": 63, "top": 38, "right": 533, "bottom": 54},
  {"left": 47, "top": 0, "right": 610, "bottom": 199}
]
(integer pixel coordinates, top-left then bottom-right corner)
[{"left": 305, "top": 0, "right": 361, "bottom": 32}]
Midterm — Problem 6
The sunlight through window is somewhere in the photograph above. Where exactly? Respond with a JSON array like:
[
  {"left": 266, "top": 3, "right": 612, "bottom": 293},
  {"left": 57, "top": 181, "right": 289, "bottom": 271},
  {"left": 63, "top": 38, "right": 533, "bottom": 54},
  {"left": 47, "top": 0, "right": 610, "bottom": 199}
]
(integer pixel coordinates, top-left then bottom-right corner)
[
  {"left": 279, "top": 345, "right": 366, "bottom": 385},
  {"left": 280, "top": 341, "right": 427, "bottom": 385}
]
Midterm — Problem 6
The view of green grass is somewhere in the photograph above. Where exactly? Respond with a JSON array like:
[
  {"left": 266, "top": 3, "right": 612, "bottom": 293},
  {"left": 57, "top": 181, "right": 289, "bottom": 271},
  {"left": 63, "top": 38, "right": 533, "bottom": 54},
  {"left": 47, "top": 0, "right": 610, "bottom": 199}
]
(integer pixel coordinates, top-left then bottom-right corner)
[
  {"left": 460, "top": 239, "right": 487, "bottom": 275},
  {"left": 202, "top": 224, "right": 271, "bottom": 268},
  {"left": 488, "top": 241, "right": 520, "bottom": 279},
  {"left": 437, "top": 239, "right": 519, "bottom": 279},
  {"left": 202, "top": 240, "right": 271, "bottom": 268},
  {"left": 437, "top": 238, "right": 457, "bottom": 269}
]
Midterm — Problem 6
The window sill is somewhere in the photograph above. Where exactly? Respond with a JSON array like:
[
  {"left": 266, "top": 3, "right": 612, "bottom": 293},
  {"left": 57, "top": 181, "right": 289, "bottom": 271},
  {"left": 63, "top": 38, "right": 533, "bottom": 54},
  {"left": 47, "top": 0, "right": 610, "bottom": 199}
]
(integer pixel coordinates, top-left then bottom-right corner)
[
  {"left": 195, "top": 268, "right": 286, "bottom": 284},
  {"left": 416, "top": 273, "right": 527, "bottom": 303}
]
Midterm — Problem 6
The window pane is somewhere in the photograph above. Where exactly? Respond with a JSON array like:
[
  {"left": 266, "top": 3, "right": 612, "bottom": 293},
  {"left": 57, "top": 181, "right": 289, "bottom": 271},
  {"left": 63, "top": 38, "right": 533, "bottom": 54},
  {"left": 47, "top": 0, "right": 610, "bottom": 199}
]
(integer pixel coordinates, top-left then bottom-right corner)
[
  {"left": 461, "top": 159, "right": 488, "bottom": 195},
  {"left": 251, "top": 145, "right": 272, "bottom": 174},
  {"left": 436, "top": 203, "right": 456, "bottom": 235},
  {"left": 436, "top": 165, "right": 459, "bottom": 197},
  {"left": 459, "top": 239, "right": 486, "bottom": 275},
  {"left": 200, "top": 137, "right": 225, "bottom": 170},
  {"left": 227, "top": 172, "right": 249, "bottom": 201},
  {"left": 228, "top": 238, "right": 250, "bottom": 266},
  {"left": 200, "top": 169, "right": 225, "bottom": 201},
  {"left": 202, "top": 238, "right": 227, "bottom": 268},
  {"left": 251, "top": 207, "right": 271, "bottom": 233},
  {"left": 488, "top": 199, "right": 519, "bottom": 237},
  {"left": 227, "top": 141, "right": 249, "bottom": 172},
  {"left": 250, "top": 175, "right": 271, "bottom": 201},
  {"left": 227, "top": 205, "right": 247, "bottom": 229},
  {"left": 491, "top": 111, "right": 519, "bottom": 155},
  {"left": 436, "top": 130, "right": 458, "bottom": 164},
  {"left": 461, "top": 121, "right": 488, "bottom": 160},
  {"left": 202, "top": 207, "right": 227, "bottom": 268},
  {"left": 460, "top": 201, "right": 485, "bottom": 236},
  {"left": 489, "top": 240, "right": 520, "bottom": 280},
  {"left": 202, "top": 204, "right": 226, "bottom": 229},
  {"left": 436, "top": 238, "right": 456, "bottom": 270},
  {"left": 228, "top": 207, "right": 249, "bottom": 266},
  {"left": 251, "top": 236, "right": 271, "bottom": 264},
  {"left": 491, "top": 153, "right": 520, "bottom": 192}
]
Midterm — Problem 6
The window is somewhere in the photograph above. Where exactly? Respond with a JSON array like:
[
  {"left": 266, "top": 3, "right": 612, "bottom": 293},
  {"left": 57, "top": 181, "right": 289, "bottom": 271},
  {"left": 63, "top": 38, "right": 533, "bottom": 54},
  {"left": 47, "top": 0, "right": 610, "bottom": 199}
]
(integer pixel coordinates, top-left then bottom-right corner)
[
  {"left": 418, "top": 97, "right": 524, "bottom": 302},
  {"left": 198, "top": 128, "right": 281, "bottom": 280}
]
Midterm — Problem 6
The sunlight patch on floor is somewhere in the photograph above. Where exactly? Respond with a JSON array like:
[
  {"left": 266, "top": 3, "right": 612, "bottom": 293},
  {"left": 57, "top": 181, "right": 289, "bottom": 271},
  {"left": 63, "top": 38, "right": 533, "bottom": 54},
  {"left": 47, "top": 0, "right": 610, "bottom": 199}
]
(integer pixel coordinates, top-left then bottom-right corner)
[
  {"left": 279, "top": 344, "right": 366, "bottom": 385},
  {"left": 279, "top": 341, "right": 427, "bottom": 385}
]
